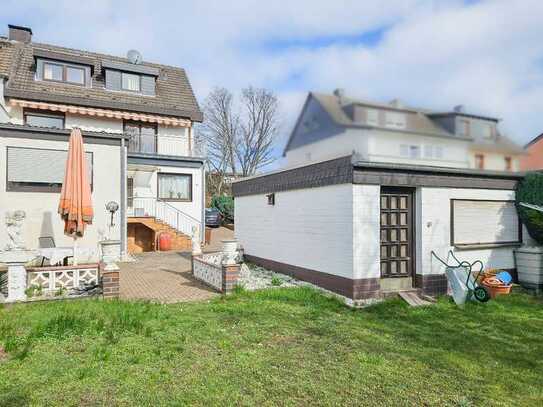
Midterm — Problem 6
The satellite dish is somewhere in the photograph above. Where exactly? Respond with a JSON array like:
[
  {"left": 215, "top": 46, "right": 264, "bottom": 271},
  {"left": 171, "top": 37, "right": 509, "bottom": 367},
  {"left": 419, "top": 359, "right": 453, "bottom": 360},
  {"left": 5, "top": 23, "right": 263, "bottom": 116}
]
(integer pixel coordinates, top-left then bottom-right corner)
[{"left": 127, "top": 49, "right": 143, "bottom": 65}]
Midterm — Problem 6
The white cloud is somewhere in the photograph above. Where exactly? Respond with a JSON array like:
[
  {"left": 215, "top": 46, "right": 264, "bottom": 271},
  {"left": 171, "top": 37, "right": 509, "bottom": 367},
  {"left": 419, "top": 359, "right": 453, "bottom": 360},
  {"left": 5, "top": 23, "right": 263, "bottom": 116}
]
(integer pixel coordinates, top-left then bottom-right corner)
[{"left": 1, "top": 0, "right": 542, "bottom": 151}]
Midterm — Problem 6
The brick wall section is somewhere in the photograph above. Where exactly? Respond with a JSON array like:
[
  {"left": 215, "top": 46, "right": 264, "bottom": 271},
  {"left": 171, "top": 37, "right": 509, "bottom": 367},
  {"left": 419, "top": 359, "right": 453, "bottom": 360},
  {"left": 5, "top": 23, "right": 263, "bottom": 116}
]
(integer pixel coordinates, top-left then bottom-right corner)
[
  {"left": 415, "top": 274, "right": 448, "bottom": 296},
  {"left": 101, "top": 264, "right": 120, "bottom": 299},
  {"left": 222, "top": 264, "right": 240, "bottom": 293}
]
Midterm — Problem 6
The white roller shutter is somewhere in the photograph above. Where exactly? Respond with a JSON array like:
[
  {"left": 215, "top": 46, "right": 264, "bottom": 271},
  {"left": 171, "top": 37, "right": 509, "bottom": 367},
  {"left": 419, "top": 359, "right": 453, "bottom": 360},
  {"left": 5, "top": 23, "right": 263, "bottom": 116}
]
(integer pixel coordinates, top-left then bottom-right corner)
[
  {"left": 7, "top": 147, "right": 93, "bottom": 185},
  {"left": 451, "top": 199, "right": 520, "bottom": 246}
]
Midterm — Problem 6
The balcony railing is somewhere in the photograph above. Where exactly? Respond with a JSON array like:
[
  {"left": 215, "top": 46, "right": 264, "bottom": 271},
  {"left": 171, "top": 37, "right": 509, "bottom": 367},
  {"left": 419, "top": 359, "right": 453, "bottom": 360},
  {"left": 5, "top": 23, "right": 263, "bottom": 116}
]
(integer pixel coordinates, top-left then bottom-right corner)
[{"left": 127, "top": 133, "right": 205, "bottom": 158}]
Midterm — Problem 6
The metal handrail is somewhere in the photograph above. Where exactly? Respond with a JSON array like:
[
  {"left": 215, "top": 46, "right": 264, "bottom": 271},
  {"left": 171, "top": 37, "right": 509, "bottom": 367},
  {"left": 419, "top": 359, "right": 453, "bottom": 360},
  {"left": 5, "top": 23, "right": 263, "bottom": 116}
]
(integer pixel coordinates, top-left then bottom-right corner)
[{"left": 128, "top": 196, "right": 201, "bottom": 239}]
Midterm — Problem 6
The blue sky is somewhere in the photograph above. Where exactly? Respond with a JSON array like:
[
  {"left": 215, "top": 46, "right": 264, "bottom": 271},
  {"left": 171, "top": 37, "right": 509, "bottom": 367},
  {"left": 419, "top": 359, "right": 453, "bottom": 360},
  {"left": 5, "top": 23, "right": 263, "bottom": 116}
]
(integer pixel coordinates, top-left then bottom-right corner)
[{"left": 1, "top": 0, "right": 542, "bottom": 163}]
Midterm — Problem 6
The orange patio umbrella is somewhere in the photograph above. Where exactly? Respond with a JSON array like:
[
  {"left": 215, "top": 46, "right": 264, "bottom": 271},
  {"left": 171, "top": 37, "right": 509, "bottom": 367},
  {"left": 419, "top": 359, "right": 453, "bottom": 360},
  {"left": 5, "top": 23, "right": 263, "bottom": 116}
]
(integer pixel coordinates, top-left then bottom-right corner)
[{"left": 58, "top": 128, "right": 93, "bottom": 264}]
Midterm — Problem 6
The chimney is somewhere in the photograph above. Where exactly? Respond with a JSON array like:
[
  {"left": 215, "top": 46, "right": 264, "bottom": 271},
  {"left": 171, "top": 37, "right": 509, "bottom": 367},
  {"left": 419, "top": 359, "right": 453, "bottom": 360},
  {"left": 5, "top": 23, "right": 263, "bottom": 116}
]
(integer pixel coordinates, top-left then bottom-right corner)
[
  {"left": 333, "top": 88, "right": 346, "bottom": 103},
  {"left": 389, "top": 98, "right": 404, "bottom": 109},
  {"left": 454, "top": 104, "right": 464, "bottom": 113},
  {"left": 8, "top": 24, "right": 32, "bottom": 43}
]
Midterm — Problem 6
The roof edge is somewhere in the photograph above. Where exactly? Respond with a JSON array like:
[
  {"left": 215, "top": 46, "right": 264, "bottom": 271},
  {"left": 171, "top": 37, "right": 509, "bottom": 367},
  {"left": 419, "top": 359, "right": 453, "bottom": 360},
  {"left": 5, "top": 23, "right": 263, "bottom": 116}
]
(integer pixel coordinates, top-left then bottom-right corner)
[{"left": 4, "top": 88, "right": 203, "bottom": 122}]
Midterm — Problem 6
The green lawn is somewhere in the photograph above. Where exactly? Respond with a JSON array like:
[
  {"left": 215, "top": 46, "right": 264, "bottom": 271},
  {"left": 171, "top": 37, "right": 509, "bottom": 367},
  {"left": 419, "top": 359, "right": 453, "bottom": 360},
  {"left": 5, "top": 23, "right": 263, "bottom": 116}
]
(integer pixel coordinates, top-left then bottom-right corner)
[{"left": 1, "top": 288, "right": 542, "bottom": 406}]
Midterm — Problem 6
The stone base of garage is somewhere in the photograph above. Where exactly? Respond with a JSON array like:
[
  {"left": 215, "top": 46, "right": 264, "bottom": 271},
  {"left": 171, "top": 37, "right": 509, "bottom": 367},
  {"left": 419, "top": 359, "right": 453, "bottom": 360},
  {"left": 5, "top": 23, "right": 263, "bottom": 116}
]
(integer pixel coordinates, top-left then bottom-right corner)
[
  {"left": 245, "top": 254, "right": 380, "bottom": 300},
  {"left": 244, "top": 255, "right": 460, "bottom": 300}
]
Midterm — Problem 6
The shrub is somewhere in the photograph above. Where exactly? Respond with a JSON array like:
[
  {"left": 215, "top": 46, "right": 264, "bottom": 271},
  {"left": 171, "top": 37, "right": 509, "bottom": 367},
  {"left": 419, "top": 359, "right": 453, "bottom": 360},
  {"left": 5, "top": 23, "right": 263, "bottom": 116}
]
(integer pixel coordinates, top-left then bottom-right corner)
[
  {"left": 211, "top": 195, "right": 234, "bottom": 223},
  {"left": 516, "top": 172, "right": 543, "bottom": 244}
]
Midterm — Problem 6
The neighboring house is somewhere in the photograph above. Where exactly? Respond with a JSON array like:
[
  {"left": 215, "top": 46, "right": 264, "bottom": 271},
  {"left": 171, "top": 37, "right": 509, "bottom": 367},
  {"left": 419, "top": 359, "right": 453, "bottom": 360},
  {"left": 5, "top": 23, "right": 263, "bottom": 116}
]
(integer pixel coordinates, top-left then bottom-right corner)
[
  {"left": 520, "top": 133, "right": 543, "bottom": 171},
  {"left": 283, "top": 90, "right": 524, "bottom": 171},
  {"left": 233, "top": 156, "right": 528, "bottom": 303},
  {"left": 0, "top": 24, "right": 204, "bottom": 258}
]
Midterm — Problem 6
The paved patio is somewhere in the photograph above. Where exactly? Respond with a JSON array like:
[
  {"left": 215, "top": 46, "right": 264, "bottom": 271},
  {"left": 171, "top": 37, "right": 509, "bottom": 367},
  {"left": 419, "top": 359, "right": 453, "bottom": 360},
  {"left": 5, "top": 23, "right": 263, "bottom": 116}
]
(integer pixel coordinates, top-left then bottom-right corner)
[
  {"left": 119, "top": 227, "right": 235, "bottom": 303},
  {"left": 119, "top": 251, "right": 218, "bottom": 303}
]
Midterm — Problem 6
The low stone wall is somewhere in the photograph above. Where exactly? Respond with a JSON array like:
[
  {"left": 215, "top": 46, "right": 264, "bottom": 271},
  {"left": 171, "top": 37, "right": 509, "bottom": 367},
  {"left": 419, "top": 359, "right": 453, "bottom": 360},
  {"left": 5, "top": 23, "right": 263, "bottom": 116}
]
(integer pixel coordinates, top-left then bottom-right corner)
[
  {"left": 192, "top": 252, "right": 240, "bottom": 293},
  {"left": 24, "top": 264, "right": 101, "bottom": 300},
  {"left": 101, "top": 266, "right": 120, "bottom": 299}
]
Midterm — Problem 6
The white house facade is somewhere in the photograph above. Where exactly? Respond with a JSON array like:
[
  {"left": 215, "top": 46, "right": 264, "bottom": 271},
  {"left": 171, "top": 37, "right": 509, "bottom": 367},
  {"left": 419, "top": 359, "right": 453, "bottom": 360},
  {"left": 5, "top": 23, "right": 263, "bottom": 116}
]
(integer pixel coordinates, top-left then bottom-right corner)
[
  {"left": 0, "top": 24, "right": 204, "bottom": 259},
  {"left": 283, "top": 91, "right": 524, "bottom": 172}
]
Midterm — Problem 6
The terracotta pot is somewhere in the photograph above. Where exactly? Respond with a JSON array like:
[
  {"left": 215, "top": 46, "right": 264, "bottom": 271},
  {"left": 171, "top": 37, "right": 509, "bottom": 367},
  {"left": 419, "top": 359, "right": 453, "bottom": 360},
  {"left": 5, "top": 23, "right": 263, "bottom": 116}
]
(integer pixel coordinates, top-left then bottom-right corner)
[{"left": 482, "top": 278, "right": 512, "bottom": 299}]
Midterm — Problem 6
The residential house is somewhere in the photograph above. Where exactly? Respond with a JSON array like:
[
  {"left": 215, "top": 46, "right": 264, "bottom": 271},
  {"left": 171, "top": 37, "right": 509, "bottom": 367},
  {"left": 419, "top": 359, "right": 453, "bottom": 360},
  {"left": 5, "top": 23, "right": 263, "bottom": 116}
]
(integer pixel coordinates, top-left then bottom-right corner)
[
  {"left": 283, "top": 90, "right": 524, "bottom": 171},
  {"left": 520, "top": 133, "right": 543, "bottom": 171},
  {"left": 0, "top": 24, "right": 204, "bottom": 259}
]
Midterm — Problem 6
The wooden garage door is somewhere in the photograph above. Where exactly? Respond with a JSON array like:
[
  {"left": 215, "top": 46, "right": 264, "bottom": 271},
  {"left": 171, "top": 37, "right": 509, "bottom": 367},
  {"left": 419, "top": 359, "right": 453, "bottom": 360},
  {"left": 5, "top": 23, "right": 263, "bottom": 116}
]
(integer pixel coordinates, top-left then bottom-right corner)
[{"left": 380, "top": 188, "right": 414, "bottom": 278}]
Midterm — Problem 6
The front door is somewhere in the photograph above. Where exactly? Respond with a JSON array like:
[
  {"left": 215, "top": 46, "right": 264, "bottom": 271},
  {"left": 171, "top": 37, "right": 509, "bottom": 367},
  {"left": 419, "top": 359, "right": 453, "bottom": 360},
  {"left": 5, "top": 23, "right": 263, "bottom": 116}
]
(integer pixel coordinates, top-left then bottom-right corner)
[{"left": 380, "top": 187, "right": 414, "bottom": 281}]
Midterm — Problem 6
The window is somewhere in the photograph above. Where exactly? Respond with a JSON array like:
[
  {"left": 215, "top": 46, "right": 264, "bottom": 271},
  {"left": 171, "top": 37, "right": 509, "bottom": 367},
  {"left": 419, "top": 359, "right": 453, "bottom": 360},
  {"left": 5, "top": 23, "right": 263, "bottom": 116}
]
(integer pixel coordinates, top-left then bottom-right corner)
[
  {"left": 475, "top": 154, "right": 485, "bottom": 169},
  {"left": 482, "top": 123, "right": 494, "bottom": 139},
  {"left": 66, "top": 66, "right": 85, "bottom": 84},
  {"left": 458, "top": 119, "right": 470, "bottom": 136},
  {"left": 366, "top": 109, "right": 379, "bottom": 125},
  {"left": 434, "top": 146, "right": 444, "bottom": 159},
  {"left": 505, "top": 156, "right": 512, "bottom": 171},
  {"left": 409, "top": 145, "right": 421, "bottom": 159},
  {"left": 7, "top": 147, "right": 93, "bottom": 192},
  {"left": 43, "top": 62, "right": 63, "bottom": 81},
  {"left": 385, "top": 112, "right": 406, "bottom": 129},
  {"left": 400, "top": 144, "right": 409, "bottom": 157},
  {"left": 122, "top": 72, "right": 141, "bottom": 92},
  {"left": 158, "top": 173, "right": 192, "bottom": 201},
  {"left": 424, "top": 145, "right": 433, "bottom": 158},
  {"left": 451, "top": 199, "right": 521, "bottom": 247},
  {"left": 40, "top": 59, "right": 87, "bottom": 85},
  {"left": 24, "top": 110, "right": 64, "bottom": 129},
  {"left": 124, "top": 121, "right": 157, "bottom": 154}
]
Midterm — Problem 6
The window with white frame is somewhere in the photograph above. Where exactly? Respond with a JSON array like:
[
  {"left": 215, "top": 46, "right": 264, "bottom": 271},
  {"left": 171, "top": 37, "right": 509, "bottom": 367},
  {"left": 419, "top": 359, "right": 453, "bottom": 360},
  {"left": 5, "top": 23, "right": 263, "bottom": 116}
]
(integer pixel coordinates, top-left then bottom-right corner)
[
  {"left": 434, "top": 146, "right": 444, "bottom": 158},
  {"left": 7, "top": 147, "right": 93, "bottom": 192},
  {"left": 409, "top": 145, "right": 420, "bottom": 158},
  {"left": 121, "top": 72, "right": 141, "bottom": 92},
  {"left": 366, "top": 109, "right": 379, "bottom": 125},
  {"left": 424, "top": 145, "right": 433, "bottom": 158},
  {"left": 158, "top": 173, "right": 192, "bottom": 201},
  {"left": 400, "top": 144, "right": 409, "bottom": 157},
  {"left": 482, "top": 123, "right": 494, "bottom": 139},
  {"left": 385, "top": 111, "right": 406, "bottom": 129}
]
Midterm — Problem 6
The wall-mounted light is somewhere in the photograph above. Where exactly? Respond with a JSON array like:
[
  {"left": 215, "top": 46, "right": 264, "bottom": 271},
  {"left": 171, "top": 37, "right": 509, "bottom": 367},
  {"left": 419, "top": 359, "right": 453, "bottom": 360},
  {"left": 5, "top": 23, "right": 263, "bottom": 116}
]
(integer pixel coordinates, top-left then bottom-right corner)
[{"left": 267, "top": 193, "right": 275, "bottom": 206}]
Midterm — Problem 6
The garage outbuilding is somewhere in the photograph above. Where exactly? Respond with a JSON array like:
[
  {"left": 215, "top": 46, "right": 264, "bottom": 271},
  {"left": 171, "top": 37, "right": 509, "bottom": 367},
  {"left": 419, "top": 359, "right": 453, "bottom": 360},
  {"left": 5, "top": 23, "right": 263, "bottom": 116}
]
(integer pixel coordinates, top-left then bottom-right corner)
[{"left": 232, "top": 155, "right": 527, "bottom": 302}]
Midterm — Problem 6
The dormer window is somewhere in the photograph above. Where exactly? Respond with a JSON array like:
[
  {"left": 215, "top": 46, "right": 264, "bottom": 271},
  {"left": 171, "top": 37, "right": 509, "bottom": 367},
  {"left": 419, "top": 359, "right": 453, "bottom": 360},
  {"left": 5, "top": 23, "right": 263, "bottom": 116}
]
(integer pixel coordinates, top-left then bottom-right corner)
[
  {"left": 102, "top": 59, "right": 158, "bottom": 96},
  {"left": 385, "top": 111, "right": 406, "bottom": 129},
  {"left": 38, "top": 59, "right": 88, "bottom": 86},
  {"left": 121, "top": 72, "right": 141, "bottom": 92},
  {"left": 482, "top": 123, "right": 494, "bottom": 139},
  {"left": 366, "top": 109, "right": 379, "bottom": 126}
]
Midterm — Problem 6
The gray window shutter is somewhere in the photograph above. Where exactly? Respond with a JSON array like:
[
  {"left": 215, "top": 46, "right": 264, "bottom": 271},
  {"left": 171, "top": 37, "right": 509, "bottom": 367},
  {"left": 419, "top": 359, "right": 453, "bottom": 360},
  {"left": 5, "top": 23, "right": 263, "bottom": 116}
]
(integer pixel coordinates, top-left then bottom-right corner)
[
  {"left": 105, "top": 69, "right": 121, "bottom": 91},
  {"left": 141, "top": 75, "right": 156, "bottom": 96},
  {"left": 7, "top": 147, "right": 93, "bottom": 185}
]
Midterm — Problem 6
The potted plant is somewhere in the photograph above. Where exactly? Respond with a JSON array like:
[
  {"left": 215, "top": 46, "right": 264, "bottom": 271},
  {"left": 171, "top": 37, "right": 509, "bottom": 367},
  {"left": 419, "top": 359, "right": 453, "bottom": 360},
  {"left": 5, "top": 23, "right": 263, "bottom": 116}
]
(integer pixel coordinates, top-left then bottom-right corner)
[{"left": 515, "top": 172, "right": 543, "bottom": 291}]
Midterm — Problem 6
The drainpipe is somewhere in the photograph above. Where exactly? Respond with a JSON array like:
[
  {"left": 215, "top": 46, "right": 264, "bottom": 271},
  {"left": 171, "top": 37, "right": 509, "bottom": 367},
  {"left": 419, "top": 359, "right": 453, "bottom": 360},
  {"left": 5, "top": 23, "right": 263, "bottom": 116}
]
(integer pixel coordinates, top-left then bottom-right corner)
[
  {"left": 120, "top": 137, "right": 127, "bottom": 259},
  {"left": 201, "top": 159, "right": 206, "bottom": 244}
]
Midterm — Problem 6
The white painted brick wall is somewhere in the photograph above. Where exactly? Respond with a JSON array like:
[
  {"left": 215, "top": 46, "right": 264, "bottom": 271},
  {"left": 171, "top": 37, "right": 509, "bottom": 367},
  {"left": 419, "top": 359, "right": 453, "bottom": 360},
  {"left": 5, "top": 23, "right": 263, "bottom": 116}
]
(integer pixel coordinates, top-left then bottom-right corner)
[
  {"left": 235, "top": 184, "right": 355, "bottom": 279},
  {"left": 418, "top": 187, "right": 520, "bottom": 275},
  {"left": 353, "top": 185, "right": 381, "bottom": 279}
]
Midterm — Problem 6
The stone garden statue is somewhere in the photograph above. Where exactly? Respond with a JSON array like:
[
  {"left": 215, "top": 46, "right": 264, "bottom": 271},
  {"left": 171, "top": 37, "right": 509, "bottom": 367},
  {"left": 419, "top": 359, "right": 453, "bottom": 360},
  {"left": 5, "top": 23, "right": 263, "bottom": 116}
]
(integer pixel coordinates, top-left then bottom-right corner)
[{"left": 5, "top": 210, "right": 26, "bottom": 251}]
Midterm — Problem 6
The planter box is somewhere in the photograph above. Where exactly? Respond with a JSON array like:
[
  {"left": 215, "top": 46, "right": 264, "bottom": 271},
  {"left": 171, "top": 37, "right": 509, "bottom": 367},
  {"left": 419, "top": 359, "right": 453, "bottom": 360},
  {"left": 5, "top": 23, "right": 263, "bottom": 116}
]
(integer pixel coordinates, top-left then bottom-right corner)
[{"left": 514, "top": 247, "right": 543, "bottom": 290}]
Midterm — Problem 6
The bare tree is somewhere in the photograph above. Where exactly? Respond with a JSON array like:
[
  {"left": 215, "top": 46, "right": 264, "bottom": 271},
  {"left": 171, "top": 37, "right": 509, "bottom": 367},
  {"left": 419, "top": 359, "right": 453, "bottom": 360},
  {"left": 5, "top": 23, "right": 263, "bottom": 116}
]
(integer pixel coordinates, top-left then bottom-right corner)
[
  {"left": 236, "top": 87, "right": 279, "bottom": 176},
  {"left": 200, "top": 86, "right": 279, "bottom": 196},
  {"left": 200, "top": 87, "right": 239, "bottom": 196}
]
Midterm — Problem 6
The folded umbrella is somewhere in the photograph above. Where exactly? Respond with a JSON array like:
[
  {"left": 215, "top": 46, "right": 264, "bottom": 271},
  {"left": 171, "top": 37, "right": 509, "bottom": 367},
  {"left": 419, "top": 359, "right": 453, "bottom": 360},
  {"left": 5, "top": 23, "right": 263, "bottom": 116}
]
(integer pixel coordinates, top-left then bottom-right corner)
[{"left": 58, "top": 128, "right": 93, "bottom": 264}]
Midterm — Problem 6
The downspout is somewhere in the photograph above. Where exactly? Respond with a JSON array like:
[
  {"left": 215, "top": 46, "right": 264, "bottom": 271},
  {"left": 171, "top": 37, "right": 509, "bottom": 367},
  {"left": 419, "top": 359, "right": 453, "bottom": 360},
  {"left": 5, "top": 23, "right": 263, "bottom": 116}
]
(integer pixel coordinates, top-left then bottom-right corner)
[
  {"left": 201, "top": 159, "right": 206, "bottom": 244},
  {"left": 120, "top": 137, "right": 127, "bottom": 259}
]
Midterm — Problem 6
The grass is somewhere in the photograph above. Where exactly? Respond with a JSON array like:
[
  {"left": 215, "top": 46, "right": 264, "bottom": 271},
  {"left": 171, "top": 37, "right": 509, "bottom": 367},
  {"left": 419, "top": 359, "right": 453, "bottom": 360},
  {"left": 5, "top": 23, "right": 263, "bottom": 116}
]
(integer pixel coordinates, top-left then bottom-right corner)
[{"left": 0, "top": 288, "right": 542, "bottom": 406}]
